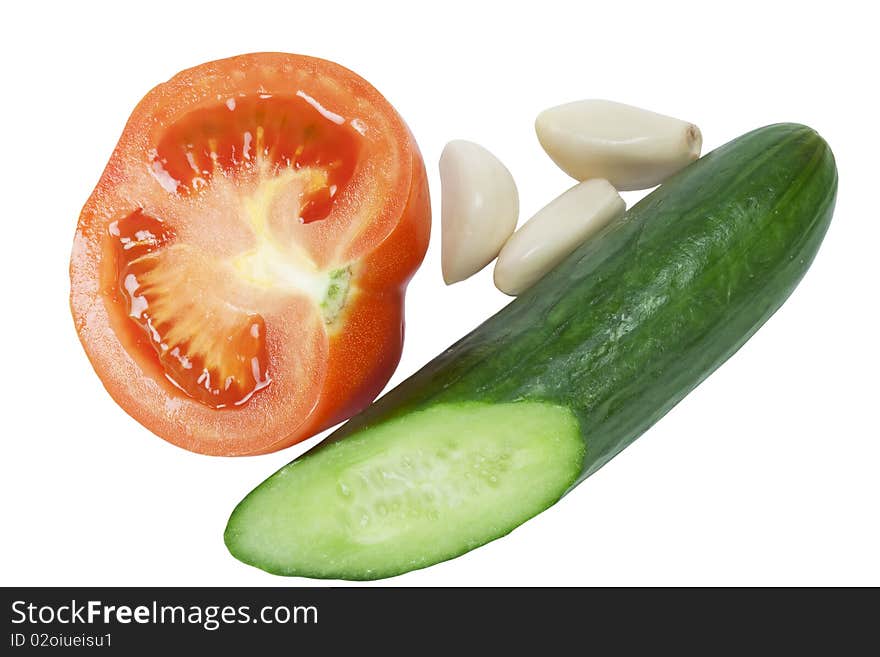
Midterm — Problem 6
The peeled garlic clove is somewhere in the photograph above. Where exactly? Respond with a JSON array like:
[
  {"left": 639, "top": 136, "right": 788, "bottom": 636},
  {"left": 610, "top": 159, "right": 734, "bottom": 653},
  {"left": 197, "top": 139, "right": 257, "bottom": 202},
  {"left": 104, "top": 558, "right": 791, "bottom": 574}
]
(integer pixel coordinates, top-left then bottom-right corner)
[
  {"left": 536, "top": 100, "right": 702, "bottom": 191},
  {"left": 494, "top": 179, "right": 625, "bottom": 296},
  {"left": 440, "top": 140, "right": 519, "bottom": 284}
]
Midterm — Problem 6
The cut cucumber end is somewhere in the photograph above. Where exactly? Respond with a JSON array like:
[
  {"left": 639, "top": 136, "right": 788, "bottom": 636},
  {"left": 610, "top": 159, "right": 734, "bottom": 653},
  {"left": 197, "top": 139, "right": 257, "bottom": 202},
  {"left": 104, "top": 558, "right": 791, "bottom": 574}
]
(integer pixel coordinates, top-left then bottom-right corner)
[{"left": 225, "top": 401, "right": 585, "bottom": 580}]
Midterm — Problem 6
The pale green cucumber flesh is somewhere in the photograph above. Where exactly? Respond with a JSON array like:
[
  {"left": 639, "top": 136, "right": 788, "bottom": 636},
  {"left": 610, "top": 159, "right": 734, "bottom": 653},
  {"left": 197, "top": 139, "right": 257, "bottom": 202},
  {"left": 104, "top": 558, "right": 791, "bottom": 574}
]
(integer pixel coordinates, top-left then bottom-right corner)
[{"left": 225, "top": 402, "right": 584, "bottom": 580}]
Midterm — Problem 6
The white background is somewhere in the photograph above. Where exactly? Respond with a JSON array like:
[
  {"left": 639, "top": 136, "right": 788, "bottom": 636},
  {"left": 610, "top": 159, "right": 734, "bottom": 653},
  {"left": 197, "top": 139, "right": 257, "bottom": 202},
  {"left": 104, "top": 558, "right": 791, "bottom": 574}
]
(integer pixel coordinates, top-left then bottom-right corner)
[{"left": 1, "top": 0, "right": 877, "bottom": 586}]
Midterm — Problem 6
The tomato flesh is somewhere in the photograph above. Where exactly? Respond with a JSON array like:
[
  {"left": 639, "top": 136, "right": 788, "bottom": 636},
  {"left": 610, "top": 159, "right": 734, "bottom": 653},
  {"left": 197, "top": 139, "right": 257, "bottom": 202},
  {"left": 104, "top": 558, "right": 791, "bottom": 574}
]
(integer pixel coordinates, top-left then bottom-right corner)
[{"left": 112, "top": 94, "right": 367, "bottom": 409}]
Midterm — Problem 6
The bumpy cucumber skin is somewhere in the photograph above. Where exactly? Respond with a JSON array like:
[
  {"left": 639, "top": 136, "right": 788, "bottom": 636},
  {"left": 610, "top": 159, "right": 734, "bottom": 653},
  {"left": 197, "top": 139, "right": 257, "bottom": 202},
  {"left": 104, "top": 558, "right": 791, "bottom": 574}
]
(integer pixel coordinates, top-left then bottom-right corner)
[
  {"left": 332, "top": 123, "right": 837, "bottom": 483},
  {"left": 228, "top": 124, "right": 837, "bottom": 577}
]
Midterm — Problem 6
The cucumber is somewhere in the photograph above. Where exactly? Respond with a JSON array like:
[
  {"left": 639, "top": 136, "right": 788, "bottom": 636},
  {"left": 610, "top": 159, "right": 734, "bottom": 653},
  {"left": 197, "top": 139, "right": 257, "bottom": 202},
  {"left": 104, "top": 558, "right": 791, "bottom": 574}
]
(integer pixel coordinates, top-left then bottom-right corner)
[{"left": 225, "top": 123, "right": 838, "bottom": 580}]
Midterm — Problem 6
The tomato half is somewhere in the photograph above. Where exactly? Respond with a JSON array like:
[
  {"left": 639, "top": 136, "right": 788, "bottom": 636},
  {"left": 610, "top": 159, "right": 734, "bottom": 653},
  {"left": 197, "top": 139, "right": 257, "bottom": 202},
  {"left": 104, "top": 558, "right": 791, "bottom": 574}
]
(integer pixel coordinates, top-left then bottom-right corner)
[{"left": 70, "top": 53, "right": 430, "bottom": 456}]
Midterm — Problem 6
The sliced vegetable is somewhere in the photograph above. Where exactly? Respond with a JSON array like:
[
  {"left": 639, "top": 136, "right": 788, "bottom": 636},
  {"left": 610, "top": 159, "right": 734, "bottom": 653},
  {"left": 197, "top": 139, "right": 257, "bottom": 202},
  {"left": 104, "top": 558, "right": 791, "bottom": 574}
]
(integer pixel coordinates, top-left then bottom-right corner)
[
  {"left": 536, "top": 99, "right": 702, "bottom": 190},
  {"left": 494, "top": 179, "right": 625, "bottom": 295},
  {"left": 70, "top": 53, "right": 430, "bottom": 456},
  {"left": 225, "top": 402, "right": 584, "bottom": 579},
  {"left": 227, "top": 123, "right": 837, "bottom": 579},
  {"left": 439, "top": 140, "right": 518, "bottom": 284}
]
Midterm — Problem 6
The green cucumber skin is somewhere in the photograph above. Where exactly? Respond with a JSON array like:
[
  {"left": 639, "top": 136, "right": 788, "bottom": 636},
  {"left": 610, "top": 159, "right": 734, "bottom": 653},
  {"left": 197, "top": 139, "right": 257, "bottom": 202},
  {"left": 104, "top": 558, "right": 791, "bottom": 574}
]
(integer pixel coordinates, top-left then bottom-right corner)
[{"left": 326, "top": 123, "right": 837, "bottom": 482}]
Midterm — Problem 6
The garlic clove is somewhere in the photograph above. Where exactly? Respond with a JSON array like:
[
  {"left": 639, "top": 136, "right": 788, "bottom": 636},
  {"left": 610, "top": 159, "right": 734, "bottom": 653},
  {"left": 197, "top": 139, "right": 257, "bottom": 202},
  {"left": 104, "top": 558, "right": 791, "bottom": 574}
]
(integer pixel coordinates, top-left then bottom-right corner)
[
  {"left": 494, "top": 179, "right": 625, "bottom": 296},
  {"left": 439, "top": 140, "right": 519, "bottom": 284},
  {"left": 536, "top": 100, "right": 702, "bottom": 191}
]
